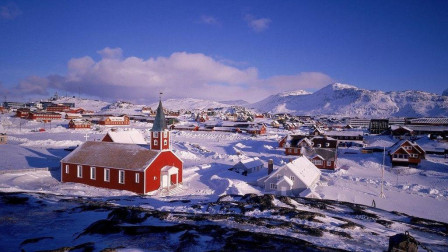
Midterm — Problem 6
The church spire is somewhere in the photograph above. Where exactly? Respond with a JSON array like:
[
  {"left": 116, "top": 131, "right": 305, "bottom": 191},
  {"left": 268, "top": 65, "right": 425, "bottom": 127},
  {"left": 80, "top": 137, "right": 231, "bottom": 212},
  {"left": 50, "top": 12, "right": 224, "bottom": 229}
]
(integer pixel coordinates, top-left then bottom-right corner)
[{"left": 151, "top": 93, "right": 167, "bottom": 132}]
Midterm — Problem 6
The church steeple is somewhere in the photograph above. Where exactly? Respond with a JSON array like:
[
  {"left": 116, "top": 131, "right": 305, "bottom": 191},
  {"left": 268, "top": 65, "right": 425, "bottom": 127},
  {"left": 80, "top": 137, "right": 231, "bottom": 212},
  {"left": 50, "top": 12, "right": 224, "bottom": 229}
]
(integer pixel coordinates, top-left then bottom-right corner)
[
  {"left": 151, "top": 99, "right": 167, "bottom": 132},
  {"left": 150, "top": 94, "right": 170, "bottom": 151}
]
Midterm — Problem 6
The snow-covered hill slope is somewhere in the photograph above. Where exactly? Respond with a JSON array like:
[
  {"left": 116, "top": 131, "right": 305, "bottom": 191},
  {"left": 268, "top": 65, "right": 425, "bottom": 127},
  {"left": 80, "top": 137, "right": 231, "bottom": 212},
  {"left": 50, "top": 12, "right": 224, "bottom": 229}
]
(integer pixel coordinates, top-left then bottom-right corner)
[
  {"left": 149, "top": 98, "right": 231, "bottom": 111},
  {"left": 53, "top": 97, "right": 110, "bottom": 112},
  {"left": 251, "top": 83, "right": 448, "bottom": 117}
]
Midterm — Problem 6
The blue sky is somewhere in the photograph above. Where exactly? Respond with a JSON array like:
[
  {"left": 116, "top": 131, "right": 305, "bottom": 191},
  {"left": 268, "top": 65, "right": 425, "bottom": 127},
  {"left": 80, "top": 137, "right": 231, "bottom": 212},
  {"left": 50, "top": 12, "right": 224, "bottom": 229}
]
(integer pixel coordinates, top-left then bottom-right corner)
[{"left": 1, "top": 0, "right": 447, "bottom": 103}]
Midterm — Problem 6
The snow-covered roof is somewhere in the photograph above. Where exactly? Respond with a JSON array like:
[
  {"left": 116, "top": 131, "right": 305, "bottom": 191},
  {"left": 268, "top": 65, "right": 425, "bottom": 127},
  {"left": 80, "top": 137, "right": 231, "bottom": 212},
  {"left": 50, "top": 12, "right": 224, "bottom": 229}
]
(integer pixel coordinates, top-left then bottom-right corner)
[
  {"left": 61, "top": 141, "right": 158, "bottom": 171},
  {"left": 235, "top": 157, "right": 264, "bottom": 169},
  {"left": 0, "top": 124, "right": 5, "bottom": 134},
  {"left": 105, "top": 129, "right": 146, "bottom": 144},
  {"left": 269, "top": 156, "right": 321, "bottom": 188},
  {"left": 276, "top": 176, "right": 293, "bottom": 187},
  {"left": 388, "top": 140, "right": 424, "bottom": 155},
  {"left": 325, "top": 130, "right": 364, "bottom": 137}
]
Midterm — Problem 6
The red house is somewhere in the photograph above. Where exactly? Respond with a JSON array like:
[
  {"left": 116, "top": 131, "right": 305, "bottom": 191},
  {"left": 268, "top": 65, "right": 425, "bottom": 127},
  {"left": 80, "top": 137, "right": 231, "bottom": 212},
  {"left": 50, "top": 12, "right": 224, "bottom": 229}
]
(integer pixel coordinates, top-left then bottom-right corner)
[
  {"left": 309, "top": 148, "right": 337, "bottom": 170},
  {"left": 16, "top": 108, "right": 30, "bottom": 118},
  {"left": 61, "top": 100, "right": 183, "bottom": 194},
  {"left": 47, "top": 104, "right": 70, "bottom": 112},
  {"left": 28, "top": 112, "right": 62, "bottom": 122},
  {"left": 68, "top": 119, "right": 91, "bottom": 129},
  {"left": 388, "top": 140, "right": 425, "bottom": 167},
  {"left": 99, "top": 115, "right": 130, "bottom": 126}
]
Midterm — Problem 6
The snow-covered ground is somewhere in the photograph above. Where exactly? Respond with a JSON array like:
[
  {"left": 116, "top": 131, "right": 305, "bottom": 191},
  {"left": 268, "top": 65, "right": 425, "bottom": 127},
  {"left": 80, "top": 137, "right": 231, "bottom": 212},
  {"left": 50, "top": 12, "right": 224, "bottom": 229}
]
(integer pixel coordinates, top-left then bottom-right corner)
[
  {"left": 1, "top": 111, "right": 448, "bottom": 250},
  {"left": 1, "top": 113, "right": 447, "bottom": 223}
]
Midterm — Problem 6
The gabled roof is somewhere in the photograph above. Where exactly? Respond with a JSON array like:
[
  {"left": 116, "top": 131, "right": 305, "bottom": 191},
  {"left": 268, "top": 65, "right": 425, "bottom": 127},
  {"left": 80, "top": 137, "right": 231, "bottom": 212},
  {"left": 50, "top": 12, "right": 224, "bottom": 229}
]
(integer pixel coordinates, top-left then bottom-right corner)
[
  {"left": 61, "top": 141, "right": 159, "bottom": 171},
  {"left": 268, "top": 156, "right": 321, "bottom": 188},
  {"left": 237, "top": 157, "right": 264, "bottom": 169},
  {"left": 104, "top": 129, "right": 146, "bottom": 144},
  {"left": 310, "top": 148, "right": 337, "bottom": 161},
  {"left": 152, "top": 100, "right": 167, "bottom": 132},
  {"left": 276, "top": 176, "right": 294, "bottom": 187},
  {"left": 388, "top": 139, "right": 424, "bottom": 155}
]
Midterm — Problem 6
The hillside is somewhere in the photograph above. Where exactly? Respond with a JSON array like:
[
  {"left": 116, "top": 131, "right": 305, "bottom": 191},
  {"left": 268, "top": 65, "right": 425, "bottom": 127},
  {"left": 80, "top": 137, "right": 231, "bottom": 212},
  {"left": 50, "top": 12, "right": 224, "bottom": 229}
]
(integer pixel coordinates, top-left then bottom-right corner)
[
  {"left": 149, "top": 98, "right": 232, "bottom": 111},
  {"left": 251, "top": 83, "right": 448, "bottom": 117}
]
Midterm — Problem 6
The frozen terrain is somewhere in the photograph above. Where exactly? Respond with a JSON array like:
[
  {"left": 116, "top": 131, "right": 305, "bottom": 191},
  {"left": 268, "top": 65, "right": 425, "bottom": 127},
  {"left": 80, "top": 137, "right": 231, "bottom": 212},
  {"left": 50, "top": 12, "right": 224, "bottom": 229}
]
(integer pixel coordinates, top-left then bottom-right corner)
[
  {"left": 251, "top": 83, "right": 448, "bottom": 117},
  {"left": 1, "top": 105, "right": 447, "bottom": 251}
]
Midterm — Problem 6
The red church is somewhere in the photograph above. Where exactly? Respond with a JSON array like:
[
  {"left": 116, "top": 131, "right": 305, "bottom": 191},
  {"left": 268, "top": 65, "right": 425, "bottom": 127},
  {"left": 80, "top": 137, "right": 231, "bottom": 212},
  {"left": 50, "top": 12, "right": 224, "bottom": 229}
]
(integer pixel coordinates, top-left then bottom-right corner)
[{"left": 60, "top": 99, "right": 183, "bottom": 194}]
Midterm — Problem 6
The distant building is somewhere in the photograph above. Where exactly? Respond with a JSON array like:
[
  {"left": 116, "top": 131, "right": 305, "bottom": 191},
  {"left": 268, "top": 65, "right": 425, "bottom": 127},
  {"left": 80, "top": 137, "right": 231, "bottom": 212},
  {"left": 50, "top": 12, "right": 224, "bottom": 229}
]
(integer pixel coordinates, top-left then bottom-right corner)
[
  {"left": 309, "top": 148, "right": 337, "bottom": 170},
  {"left": 101, "top": 129, "right": 146, "bottom": 144},
  {"left": 231, "top": 157, "right": 264, "bottom": 175},
  {"left": 65, "top": 113, "right": 83, "bottom": 119},
  {"left": 28, "top": 112, "right": 62, "bottom": 122},
  {"left": 47, "top": 104, "right": 71, "bottom": 112},
  {"left": 99, "top": 115, "right": 130, "bottom": 126},
  {"left": 347, "top": 118, "right": 370, "bottom": 128},
  {"left": 16, "top": 108, "right": 31, "bottom": 118},
  {"left": 388, "top": 140, "right": 425, "bottom": 167},
  {"left": 258, "top": 156, "right": 321, "bottom": 196},
  {"left": 68, "top": 119, "right": 91, "bottom": 129},
  {"left": 369, "top": 119, "right": 389, "bottom": 134}
]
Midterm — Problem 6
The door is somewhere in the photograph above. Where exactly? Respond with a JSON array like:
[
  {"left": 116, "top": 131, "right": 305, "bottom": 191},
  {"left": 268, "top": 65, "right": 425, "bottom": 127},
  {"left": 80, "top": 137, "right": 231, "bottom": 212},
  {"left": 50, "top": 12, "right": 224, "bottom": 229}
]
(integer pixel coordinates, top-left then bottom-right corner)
[
  {"left": 281, "top": 187, "right": 287, "bottom": 196},
  {"left": 162, "top": 175, "right": 168, "bottom": 188}
]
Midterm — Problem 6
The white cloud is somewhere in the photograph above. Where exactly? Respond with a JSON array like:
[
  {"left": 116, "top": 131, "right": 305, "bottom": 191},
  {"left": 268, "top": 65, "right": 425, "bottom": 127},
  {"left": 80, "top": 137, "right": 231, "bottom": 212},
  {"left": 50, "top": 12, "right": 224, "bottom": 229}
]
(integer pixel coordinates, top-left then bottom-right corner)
[
  {"left": 199, "top": 15, "right": 219, "bottom": 25},
  {"left": 245, "top": 14, "right": 271, "bottom": 33},
  {"left": 10, "top": 48, "right": 332, "bottom": 103},
  {"left": 0, "top": 3, "right": 22, "bottom": 20},
  {"left": 97, "top": 47, "right": 123, "bottom": 59}
]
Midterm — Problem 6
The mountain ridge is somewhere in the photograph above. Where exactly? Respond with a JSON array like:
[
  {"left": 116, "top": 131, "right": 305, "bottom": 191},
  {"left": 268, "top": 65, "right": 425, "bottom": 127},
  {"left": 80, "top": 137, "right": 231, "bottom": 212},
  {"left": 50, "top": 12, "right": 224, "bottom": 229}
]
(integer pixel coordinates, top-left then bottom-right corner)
[{"left": 250, "top": 83, "right": 448, "bottom": 117}]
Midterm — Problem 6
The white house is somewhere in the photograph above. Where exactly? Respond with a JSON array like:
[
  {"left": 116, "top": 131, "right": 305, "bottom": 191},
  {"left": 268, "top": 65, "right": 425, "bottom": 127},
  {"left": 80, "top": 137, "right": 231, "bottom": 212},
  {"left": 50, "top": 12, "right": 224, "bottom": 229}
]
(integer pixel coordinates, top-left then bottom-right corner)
[
  {"left": 231, "top": 157, "right": 264, "bottom": 175},
  {"left": 258, "top": 156, "right": 321, "bottom": 196}
]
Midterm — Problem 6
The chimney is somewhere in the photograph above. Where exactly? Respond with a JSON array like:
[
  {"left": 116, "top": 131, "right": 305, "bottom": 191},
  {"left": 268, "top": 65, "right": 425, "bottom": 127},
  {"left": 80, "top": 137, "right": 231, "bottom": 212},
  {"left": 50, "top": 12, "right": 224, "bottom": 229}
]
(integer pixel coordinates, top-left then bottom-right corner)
[{"left": 268, "top": 159, "right": 274, "bottom": 175}]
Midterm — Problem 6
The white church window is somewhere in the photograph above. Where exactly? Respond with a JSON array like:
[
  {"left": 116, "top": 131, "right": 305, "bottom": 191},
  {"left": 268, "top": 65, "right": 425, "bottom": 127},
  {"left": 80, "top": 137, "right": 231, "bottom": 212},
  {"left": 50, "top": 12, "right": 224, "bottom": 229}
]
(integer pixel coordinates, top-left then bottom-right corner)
[
  {"left": 163, "top": 131, "right": 168, "bottom": 137},
  {"left": 164, "top": 139, "right": 167, "bottom": 146},
  {"left": 90, "top": 167, "right": 96, "bottom": 180},
  {"left": 104, "top": 169, "right": 110, "bottom": 182},
  {"left": 77, "top": 165, "right": 82, "bottom": 178},
  {"left": 153, "top": 132, "right": 158, "bottom": 138},
  {"left": 135, "top": 173, "right": 140, "bottom": 183},
  {"left": 119, "top": 170, "right": 125, "bottom": 184}
]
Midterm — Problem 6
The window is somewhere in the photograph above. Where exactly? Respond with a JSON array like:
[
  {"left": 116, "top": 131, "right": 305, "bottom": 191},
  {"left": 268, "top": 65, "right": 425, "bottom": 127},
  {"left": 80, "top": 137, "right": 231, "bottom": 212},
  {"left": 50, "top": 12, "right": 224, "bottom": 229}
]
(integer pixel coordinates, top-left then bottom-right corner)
[
  {"left": 65, "top": 165, "right": 69, "bottom": 174},
  {"left": 313, "top": 160, "right": 323, "bottom": 165},
  {"left": 77, "top": 165, "right": 82, "bottom": 178},
  {"left": 327, "top": 161, "right": 332, "bottom": 167},
  {"left": 163, "top": 131, "right": 167, "bottom": 137},
  {"left": 119, "top": 170, "right": 125, "bottom": 184},
  {"left": 290, "top": 176, "right": 295, "bottom": 181},
  {"left": 153, "top": 132, "right": 158, "bottom": 138},
  {"left": 270, "top": 183, "right": 277, "bottom": 189},
  {"left": 135, "top": 173, "right": 140, "bottom": 183},
  {"left": 164, "top": 139, "right": 167, "bottom": 146},
  {"left": 393, "top": 154, "right": 398, "bottom": 158},
  {"left": 317, "top": 144, "right": 321, "bottom": 148},
  {"left": 90, "top": 167, "right": 96, "bottom": 180},
  {"left": 325, "top": 143, "right": 330, "bottom": 147},
  {"left": 154, "top": 140, "right": 158, "bottom": 146},
  {"left": 104, "top": 169, "right": 110, "bottom": 182}
]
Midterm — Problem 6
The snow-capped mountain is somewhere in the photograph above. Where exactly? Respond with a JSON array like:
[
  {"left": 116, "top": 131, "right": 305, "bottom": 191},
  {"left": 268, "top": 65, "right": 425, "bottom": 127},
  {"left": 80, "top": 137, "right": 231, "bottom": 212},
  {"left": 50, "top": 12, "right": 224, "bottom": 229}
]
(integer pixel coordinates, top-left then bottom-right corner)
[
  {"left": 149, "top": 98, "right": 231, "bottom": 111},
  {"left": 251, "top": 83, "right": 448, "bottom": 117}
]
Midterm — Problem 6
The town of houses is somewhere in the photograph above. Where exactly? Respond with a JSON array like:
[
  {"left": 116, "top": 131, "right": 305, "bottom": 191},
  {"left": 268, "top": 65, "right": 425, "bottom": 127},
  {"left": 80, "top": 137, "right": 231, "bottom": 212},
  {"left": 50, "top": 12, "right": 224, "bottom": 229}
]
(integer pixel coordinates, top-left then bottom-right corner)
[{"left": 1, "top": 93, "right": 448, "bottom": 197}]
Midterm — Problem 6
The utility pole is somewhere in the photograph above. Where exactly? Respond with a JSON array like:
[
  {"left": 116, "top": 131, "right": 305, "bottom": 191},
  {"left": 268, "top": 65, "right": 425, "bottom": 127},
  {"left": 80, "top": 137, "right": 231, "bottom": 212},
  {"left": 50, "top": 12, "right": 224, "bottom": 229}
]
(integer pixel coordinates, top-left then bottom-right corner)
[{"left": 380, "top": 146, "right": 386, "bottom": 198}]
